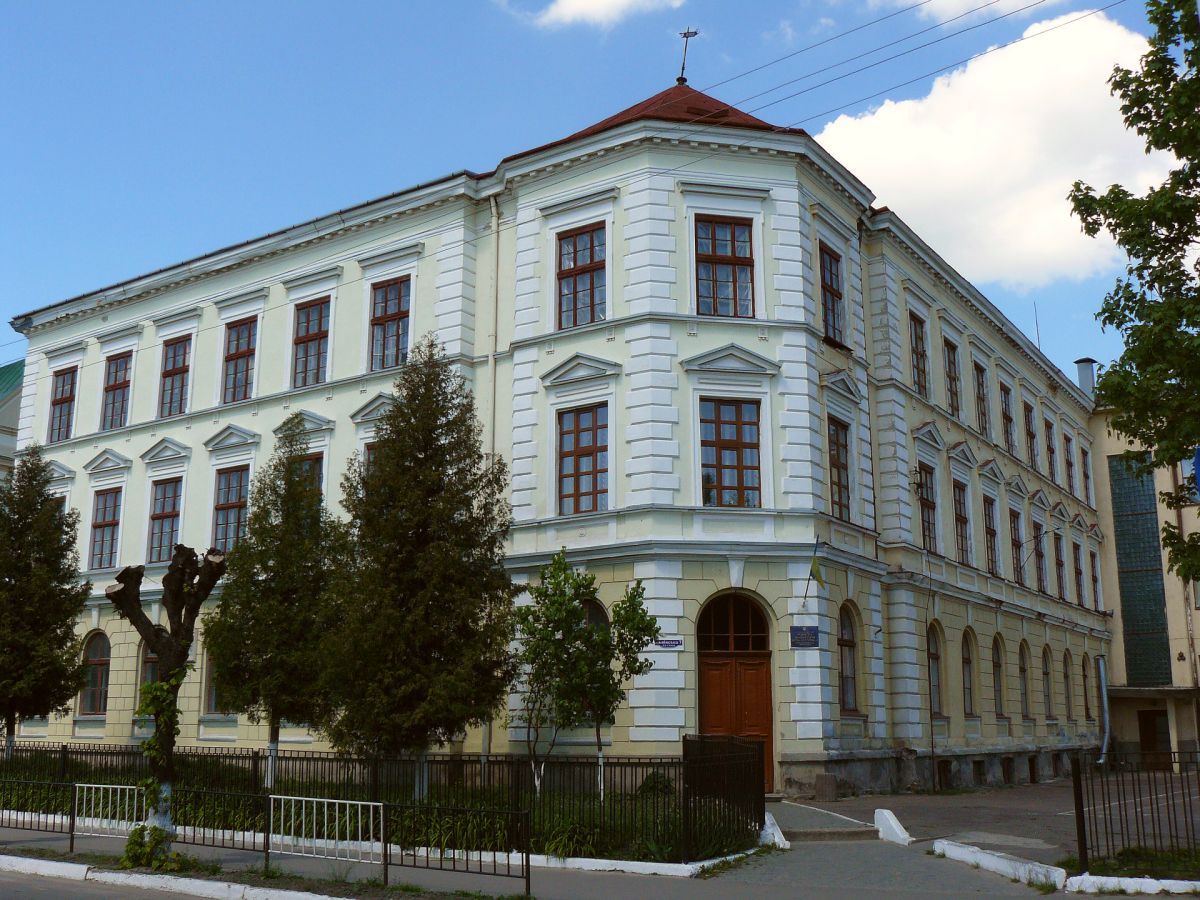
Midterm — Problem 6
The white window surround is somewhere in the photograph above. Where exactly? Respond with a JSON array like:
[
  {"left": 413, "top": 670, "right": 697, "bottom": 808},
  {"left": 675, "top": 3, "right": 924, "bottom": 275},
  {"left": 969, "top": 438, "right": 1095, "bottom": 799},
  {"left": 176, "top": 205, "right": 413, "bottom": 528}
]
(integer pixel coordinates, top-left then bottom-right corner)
[
  {"left": 203, "top": 426, "right": 258, "bottom": 554},
  {"left": 281, "top": 266, "right": 341, "bottom": 393},
  {"left": 97, "top": 324, "right": 143, "bottom": 357},
  {"left": 96, "top": 329, "right": 141, "bottom": 433},
  {"left": 680, "top": 184, "right": 768, "bottom": 321},
  {"left": 357, "top": 241, "right": 423, "bottom": 376},
  {"left": 140, "top": 439, "right": 191, "bottom": 565},
  {"left": 822, "top": 370, "right": 862, "bottom": 521},
  {"left": 274, "top": 408, "right": 335, "bottom": 458},
  {"left": 350, "top": 391, "right": 393, "bottom": 445},
  {"left": 540, "top": 193, "right": 617, "bottom": 334},
  {"left": 46, "top": 460, "right": 76, "bottom": 496},
  {"left": 141, "top": 470, "right": 189, "bottom": 569},
  {"left": 85, "top": 480, "right": 127, "bottom": 574},
  {"left": 43, "top": 340, "right": 86, "bottom": 371},
  {"left": 83, "top": 449, "right": 132, "bottom": 488},
  {"left": 214, "top": 287, "right": 267, "bottom": 323},
  {"left": 212, "top": 304, "right": 264, "bottom": 409}
]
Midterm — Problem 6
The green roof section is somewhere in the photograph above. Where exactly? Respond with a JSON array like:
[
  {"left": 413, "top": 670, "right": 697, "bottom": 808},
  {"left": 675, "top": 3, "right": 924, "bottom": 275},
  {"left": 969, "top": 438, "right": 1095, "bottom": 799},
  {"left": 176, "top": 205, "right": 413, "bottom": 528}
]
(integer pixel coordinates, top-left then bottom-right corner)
[{"left": 0, "top": 360, "right": 24, "bottom": 400}]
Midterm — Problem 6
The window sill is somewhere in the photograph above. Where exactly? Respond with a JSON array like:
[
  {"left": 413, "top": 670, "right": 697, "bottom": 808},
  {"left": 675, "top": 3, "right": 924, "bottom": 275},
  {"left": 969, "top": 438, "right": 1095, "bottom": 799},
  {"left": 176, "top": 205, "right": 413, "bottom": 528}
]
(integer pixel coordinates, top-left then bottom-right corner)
[
  {"left": 199, "top": 714, "right": 237, "bottom": 725},
  {"left": 822, "top": 335, "right": 852, "bottom": 354},
  {"left": 73, "top": 715, "right": 106, "bottom": 723},
  {"left": 840, "top": 710, "right": 867, "bottom": 720}
]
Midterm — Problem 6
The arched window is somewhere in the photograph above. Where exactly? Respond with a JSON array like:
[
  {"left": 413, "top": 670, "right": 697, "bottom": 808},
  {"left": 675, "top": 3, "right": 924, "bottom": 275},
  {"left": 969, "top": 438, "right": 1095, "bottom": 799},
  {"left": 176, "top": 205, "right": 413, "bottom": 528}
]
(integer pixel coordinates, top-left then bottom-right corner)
[
  {"left": 838, "top": 606, "right": 858, "bottom": 713},
  {"left": 992, "top": 636, "right": 1006, "bottom": 718},
  {"left": 1082, "top": 656, "right": 1092, "bottom": 720},
  {"left": 1042, "top": 647, "right": 1054, "bottom": 719},
  {"left": 139, "top": 643, "right": 159, "bottom": 690},
  {"left": 962, "top": 633, "right": 976, "bottom": 716},
  {"left": 1019, "top": 643, "right": 1031, "bottom": 719},
  {"left": 697, "top": 594, "right": 769, "bottom": 652},
  {"left": 927, "top": 625, "right": 943, "bottom": 716},
  {"left": 1095, "top": 657, "right": 1104, "bottom": 723},
  {"left": 79, "top": 633, "right": 110, "bottom": 716},
  {"left": 582, "top": 598, "right": 610, "bottom": 631},
  {"left": 1063, "top": 652, "right": 1074, "bottom": 720}
]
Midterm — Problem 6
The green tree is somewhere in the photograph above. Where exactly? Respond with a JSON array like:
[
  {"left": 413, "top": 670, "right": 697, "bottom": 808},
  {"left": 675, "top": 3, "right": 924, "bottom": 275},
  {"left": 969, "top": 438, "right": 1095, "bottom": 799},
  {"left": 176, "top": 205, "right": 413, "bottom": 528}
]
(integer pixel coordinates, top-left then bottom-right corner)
[
  {"left": 513, "top": 550, "right": 659, "bottom": 795},
  {"left": 203, "top": 414, "right": 345, "bottom": 788},
  {"left": 1069, "top": 0, "right": 1199, "bottom": 577},
  {"left": 322, "top": 334, "right": 517, "bottom": 767},
  {"left": 0, "top": 445, "right": 91, "bottom": 758}
]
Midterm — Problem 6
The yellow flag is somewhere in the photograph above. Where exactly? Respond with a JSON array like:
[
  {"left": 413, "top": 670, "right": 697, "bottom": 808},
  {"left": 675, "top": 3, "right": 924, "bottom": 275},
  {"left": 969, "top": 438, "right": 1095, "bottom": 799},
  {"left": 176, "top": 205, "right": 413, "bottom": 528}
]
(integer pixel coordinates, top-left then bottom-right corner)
[{"left": 809, "top": 556, "right": 826, "bottom": 589}]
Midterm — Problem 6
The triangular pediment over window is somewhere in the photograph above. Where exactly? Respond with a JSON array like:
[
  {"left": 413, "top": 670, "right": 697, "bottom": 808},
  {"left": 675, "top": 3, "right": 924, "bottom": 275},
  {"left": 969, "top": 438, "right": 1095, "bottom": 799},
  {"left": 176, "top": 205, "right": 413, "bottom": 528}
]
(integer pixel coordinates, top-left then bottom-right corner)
[
  {"left": 1006, "top": 474, "right": 1029, "bottom": 497},
  {"left": 820, "top": 369, "right": 862, "bottom": 403},
  {"left": 83, "top": 449, "right": 132, "bottom": 474},
  {"left": 1029, "top": 489, "right": 1051, "bottom": 511},
  {"left": 276, "top": 409, "right": 334, "bottom": 436},
  {"left": 46, "top": 460, "right": 76, "bottom": 483},
  {"left": 680, "top": 344, "right": 780, "bottom": 377},
  {"left": 912, "top": 421, "right": 946, "bottom": 450},
  {"left": 350, "top": 393, "right": 394, "bottom": 424},
  {"left": 978, "top": 458, "right": 1004, "bottom": 483},
  {"left": 1089, "top": 523, "right": 1104, "bottom": 541},
  {"left": 1050, "top": 502, "right": 1069, "bottom": 522},
  {"left": 140, "top": 437, "right": 191, "bottom": 465},
  {"left": 947, "top": 441, "right": 978, "bottom": 467},
  {"left": 540, "top": 353, "right": 622, "bottom": 387},
  {"left": 203, "top": 424, "right": 260, "bottom": 452},
  {"left": 1070, "top": 513, "right": 1087, "bottom": 531}
]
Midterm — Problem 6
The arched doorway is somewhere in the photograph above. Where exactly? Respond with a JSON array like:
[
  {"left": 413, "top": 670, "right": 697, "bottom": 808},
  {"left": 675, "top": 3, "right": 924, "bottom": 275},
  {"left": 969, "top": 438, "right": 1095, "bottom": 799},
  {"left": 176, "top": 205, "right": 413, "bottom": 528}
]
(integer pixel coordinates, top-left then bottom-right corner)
[{"left": 697, "top": 593, "right": 773, "bottom": 792}]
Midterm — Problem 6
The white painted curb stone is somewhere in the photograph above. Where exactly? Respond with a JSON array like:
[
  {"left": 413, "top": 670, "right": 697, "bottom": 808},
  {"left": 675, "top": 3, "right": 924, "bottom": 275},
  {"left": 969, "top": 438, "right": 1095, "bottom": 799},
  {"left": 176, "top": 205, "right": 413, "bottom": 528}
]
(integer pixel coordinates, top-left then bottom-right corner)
[
  {"left": 1067, "top": 873, "right": 1200, "bottom": 894},
  {"left": 88, "top": 871, "right": 246, "bottom": 899},
  {"left": 762, "top": 811, "right": 790, "bottom": 850},
  {"left": 933, "top": 839, "right": 1067, "bottom": 889},
  {"left": 0, "top": 854, "right": 90, "bottom": 880},
  {"left": 874, "top": 809, "right": 913, "bottom": 846}
]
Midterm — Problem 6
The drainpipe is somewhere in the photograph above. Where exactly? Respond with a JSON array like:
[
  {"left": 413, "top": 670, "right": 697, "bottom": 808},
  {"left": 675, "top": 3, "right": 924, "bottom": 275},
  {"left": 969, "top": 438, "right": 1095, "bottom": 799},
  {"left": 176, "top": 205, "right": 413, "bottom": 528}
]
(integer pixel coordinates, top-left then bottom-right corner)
[
  {"left": 1171, "top": 467, "right": 1200, "bottom": 692},
  {"left": 1098, "top": 655, "right": 1112, "bottom": 765},
  {"left": 481, "top": 191, "right": 503, "bottom": 762}
]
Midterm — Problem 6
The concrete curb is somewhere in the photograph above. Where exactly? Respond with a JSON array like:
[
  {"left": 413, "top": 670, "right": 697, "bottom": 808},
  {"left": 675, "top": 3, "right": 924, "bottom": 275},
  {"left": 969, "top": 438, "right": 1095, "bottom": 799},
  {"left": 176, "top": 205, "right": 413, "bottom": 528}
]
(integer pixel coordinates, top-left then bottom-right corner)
[
  {"left": 0, "top": 854, "right": 91, "bottom": 880},
  {"left": 761, "top": 811, "right": 791, "bottom": 850},
  {"left": 1066, "top": 873, "right": 1200, "bottom": 894},
  {"left": 933, "top": 839, "right": 1067, "bottom": 890},
  {"left": 874, "top": 809, "right": 913, "bottom": 846}
]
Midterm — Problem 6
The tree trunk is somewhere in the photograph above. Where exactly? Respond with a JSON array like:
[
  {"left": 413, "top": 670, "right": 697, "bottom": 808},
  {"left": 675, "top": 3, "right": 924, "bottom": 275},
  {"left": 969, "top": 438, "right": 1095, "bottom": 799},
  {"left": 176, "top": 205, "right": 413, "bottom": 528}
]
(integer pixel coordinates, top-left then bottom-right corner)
[
  {"left": 4, "top": 712, "right": 15, "bottom": 762},
  {"left": 146, "top": 683, "right": 181, "bottom": 834},
  {"left": 266, "top": 719, "right": 280, "bottom": 792}
]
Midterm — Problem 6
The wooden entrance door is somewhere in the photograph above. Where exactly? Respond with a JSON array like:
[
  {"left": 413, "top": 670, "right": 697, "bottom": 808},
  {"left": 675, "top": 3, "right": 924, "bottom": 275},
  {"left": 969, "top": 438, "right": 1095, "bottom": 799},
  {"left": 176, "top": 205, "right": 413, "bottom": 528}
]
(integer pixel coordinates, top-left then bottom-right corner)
[
  {"left": 697, "top": 594, "right": 774, "bottom": 792},
  {"left": 1138, "top": 709, "right": 1171, "bottom": 770}
]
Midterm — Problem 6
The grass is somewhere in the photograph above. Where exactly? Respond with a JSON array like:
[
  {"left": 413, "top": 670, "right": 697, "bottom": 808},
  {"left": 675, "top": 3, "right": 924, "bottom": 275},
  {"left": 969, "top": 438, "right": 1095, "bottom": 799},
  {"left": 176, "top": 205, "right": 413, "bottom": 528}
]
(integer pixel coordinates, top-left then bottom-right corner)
[
  {"left": 1058, "top": 846, "right": 1200, "bottom": 881},
  {"left": 695, "top": 845, "right": 777, "bottom": 878}
]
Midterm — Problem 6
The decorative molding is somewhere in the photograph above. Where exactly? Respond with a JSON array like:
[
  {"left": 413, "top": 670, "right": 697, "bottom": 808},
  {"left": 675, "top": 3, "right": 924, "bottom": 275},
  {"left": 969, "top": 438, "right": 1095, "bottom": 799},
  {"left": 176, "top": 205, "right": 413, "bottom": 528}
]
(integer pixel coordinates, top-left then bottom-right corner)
[
  {"left": 140, "top": 437, "right": 191, "bottom": 465},
  {"left": 350, "top": 392, "right": 394, "bottom": 424},
  {"left": 978, "top": 459, "right": 1005, "bottom": 483},
  {"left": 911, "top": 420, "right": 946, "bottom": 450},
  {"left": 1070, "top": 513, "right": 1088, "bottom": 531},
  {"left": 83, "top": 449, "right": 133, "bottom": 475},
  {"left": 679, "top": 180, "right": 772, "bottom": 201},
  {"left": 809, "top": 200, "right": 857, "bottom": 243},
  {"left": 679, "top": 343, "right": 779, "bottom": 377},
  {"left": 203, "top": 424, "right": 260, "bottom": 452},
  {"left": 820, "top": 369, "right": 862, "bottom": 403},
  {"left": 1006, "top": 474, "right": 1029, "bottom": 497},
  {"left": 1050, "top": 502, "right": 1069, "bottom": 522},
  {"left": 540, "top": 353, "right": 622, "bottom": 387},
  {"left": 947, "top": 440, "right": 978, "bottom": 467},
  {"left": 1029, "top": 489, "right": 1051, "bottom": 512},
  {"left": 281, "top": 265, "right": 342, "bottom": 300},
  {"left": 214, "top": 287, "right": 268, "bottom": 322},
  {"left": 357, "top": 240, "right": 424, "bottom": 275},
  {"left": 276, "top": 409, "right": 335, "bottom": 435},
  {"left": 538, "top": 186, "right": 620, "bottom": 219},
  {"left": 46, "top": 460, "right": 76, "bottom": 487}
]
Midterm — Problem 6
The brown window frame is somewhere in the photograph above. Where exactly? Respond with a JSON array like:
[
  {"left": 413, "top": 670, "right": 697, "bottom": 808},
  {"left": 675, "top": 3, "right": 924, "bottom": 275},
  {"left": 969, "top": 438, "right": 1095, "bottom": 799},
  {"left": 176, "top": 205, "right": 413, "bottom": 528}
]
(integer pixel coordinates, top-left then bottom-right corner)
[
  {"left": 1009, "top": 509, "right": 1025, "bottom": 586},
  {"left": 370, "top": 276, "right": 411, "bottom": 371},
  {"left": 962, "top": 634, "right": 976, "bottom": 717},
  {"left": 983, "top": 496, "right": 1000, "bottom": 576},
  {"left": 827, "top": 415, "right": 851, "bottom": 522},
  {"left": 292, "top": 297, "right": 331, "bottom": 388},
  {"left": 1033, "top": 521, "right": 1048, "bottom": 593},
  {"left": 1045, "top": 419, "right": 1058, "bottom": 484},
  {"left": 928, "top": 626, "right": 944, "bottom": 717},
  {"left": 1063, "top": 654, "right": 1074, "bottom": 720},
  {"left": 1090, "top": 550, "right": 1101, "bottom": 609},
  {"left": 1042, "top": 647, "right": 1054, "bottom": 719},
  {"left": 992, "top": 637, "right": 1007, "bottom": 719},
  {"left": 158, "top": 335, "right": 191, "bottom": 419},
  {"left": 973, "top": 363, "right": 990, "bottom": 437},
  {"left": 695, "top": 215, "right": 755, "bottom": 319},
  {"left": 147, "top": 477, "right": 182, "bottom": 564},
  {"left": 700, "top": 398, "right": 762, "bottom": 509},
  {"left": 221, "top": 316, "right": 257, "bottom": 405},
  {"left": 297, "top": 452, "right": 324, "bottom": 495},
  {"left": 1019, "top": 644, "right": 1032, "bottom": 719},
  {"left": 101, "top": 352, "right": 132, "bottom": 432},
  {"left": 48, "top": 367, "right": 77, "bottom": 444},
  {"left": 1024, "top": 402, "right": 1039, "bottom": 468},
  {"left": 79, "top": 633, "right": 110, "bottom": 716},
  {"left": 909, "top": 313, "right": 929, "bottom": 398},
  {"left": 89, "top": 487, "right": 122, "bottom": 570},
  {"left": 838, "top": 606, "right": 859, "bottom": 714},
  {"left": 1053, "top": 532, "right": 1066, "bottom": 599},
  {"left": 212, "top": 465, "right": 250, "bottom": 554},
  {"left": 819, "top": 242, "right": 845, "bottom": 345},
  {"left": 557, "top": 404, "right": 609, "bottom": 516},
  {"left": 1000, "top": 384, "right": 1016, "bottom": 455},
  {"left": 917, "top": 463, "right": 937, "bottom": 553},
  {"left": 557, "top": 222, "right": 607, "bottom": 330},
  {"left": 952, "top": 480, "right": 970, "bottom": 565},
  {"left": 1081, "top": 447, "right": 1093, "bottom": 504},
  {"left": 1073, "top": 541, "right": 1086, "bottom": 606},
  {"left": 944, "top": 339, "right": 961, "bottom": 419},
  {"left": 1083, "top": 658, "right": 1093, "bottom": 720},
  {"left": 1064, "top": 434, "right": 1076, "bottom": 495}
]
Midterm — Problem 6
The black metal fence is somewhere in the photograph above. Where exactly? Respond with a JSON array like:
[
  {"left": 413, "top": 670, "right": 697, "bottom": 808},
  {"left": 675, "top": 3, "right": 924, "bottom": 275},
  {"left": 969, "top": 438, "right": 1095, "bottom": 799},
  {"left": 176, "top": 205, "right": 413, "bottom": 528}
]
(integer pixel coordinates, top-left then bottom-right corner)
[{"left": 1072, "top": 750, "right": 1200, "bottom": 873}]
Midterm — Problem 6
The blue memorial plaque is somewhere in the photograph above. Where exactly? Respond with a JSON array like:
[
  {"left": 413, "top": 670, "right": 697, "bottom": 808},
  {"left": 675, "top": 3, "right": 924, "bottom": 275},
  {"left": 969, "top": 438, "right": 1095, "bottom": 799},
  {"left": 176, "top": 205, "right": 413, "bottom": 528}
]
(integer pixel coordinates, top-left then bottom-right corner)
[{"left": 790, "top": 626, "right": 819, "bottom": 649}]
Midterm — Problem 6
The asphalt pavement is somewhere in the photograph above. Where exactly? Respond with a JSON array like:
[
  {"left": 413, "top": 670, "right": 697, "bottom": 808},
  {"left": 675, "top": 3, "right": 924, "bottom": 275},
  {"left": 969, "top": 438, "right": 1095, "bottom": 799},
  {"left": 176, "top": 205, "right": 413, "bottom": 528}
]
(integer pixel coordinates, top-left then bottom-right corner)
[{"left": 0, "top": 869, "right": 186, "bottom": 898}]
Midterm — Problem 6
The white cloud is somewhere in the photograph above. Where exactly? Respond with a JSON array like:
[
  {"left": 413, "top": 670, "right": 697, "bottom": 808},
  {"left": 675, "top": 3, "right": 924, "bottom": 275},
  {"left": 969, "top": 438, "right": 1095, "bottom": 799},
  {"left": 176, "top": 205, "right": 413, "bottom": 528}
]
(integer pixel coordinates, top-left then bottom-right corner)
[
  {"left": 518, "top": 0, "right": 685, "bottom": 28},
  {"left": 815, "top": 12, "right": 1171, "bottom": 291},
  {"left": 872, "top": 0, "right": 1068, "bottom": 23},
  {"left": 811, "top": 16, "right": 836, "bottom": 33},
  {"left": 764, "top": 19, "right": 798, "bottom": 45}
]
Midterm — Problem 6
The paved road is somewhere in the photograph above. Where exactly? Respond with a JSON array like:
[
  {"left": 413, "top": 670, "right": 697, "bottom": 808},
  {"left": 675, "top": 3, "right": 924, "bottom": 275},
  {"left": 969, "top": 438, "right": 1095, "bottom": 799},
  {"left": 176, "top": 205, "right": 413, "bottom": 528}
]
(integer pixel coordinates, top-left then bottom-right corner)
[{"left": 0, "top": 870, "right": 185, "bottom": 897}]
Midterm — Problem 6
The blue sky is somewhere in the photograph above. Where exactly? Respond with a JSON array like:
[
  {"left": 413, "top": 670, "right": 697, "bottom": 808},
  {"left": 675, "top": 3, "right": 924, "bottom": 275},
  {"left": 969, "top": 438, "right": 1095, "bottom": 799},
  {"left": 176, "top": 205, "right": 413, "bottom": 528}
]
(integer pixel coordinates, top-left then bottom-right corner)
[{"left": 0, "top": 0, "right": 1159, "bottom": 379}]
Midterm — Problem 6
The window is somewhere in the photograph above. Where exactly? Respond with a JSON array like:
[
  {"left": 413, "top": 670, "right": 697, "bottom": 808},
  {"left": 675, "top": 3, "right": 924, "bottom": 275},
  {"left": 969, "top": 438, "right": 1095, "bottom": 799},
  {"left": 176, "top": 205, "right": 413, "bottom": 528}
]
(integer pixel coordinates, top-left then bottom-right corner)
[
  {"left": 292, "top": 297, "right": 330, "bottom": 388},
  {"left": 1045, "top": 420, "right": 1058, "bottom": 483},
  {"left": 928, "top": 626, "right": 943, "bottom": 716},
  {"left": 159, "top": 336, "right": 191, "bottom": 419},
  {"left": 222, "top": 317, "right": 257, "bottom": 404},
  {"left": 909, "top": 314, "right": 929, "bottom": 398},
  {"left": 558, "top": 404, "right": 608, "bottom": 515},
  {"left": 838, "top": 606, "right": 858, "bottom": 713},
  {"left": 1090, "top": 550, "right": 1101, "bottom": 609},
  {"left": 917, "top": 463, "right": 937, "bottom": 553},
  {"left": 1073, "top": 542, "right": 1086, "bottom": 606},
  {"left": 1033, "top": 522, "right": 1048, "bottom": 593},
  {"left": 90, "top": 488, "right": 121, "bottom": 570},
  {"left": 48, "top": 367, "right": 77, "bottom": 443},
  {"left": 370, "top": 276, "right": 411, "bottom": 370},
  {"left": 101, "top": 352, "right": 132, "bottom": 431},
  {"left": 1019, "top": 644, "right": 1032, "bottom": 719},
  {"left": 700, "top": 399, "right": 761, "bottom": 508},
  {"left": 974, "top": 364, "right": 990, "bottom": 437},
  {"left": 697, "top": 594, "right": 769, "bottom": 652},
  {"left": 1009, "top": 510, "right": 1025, "bottom": 586},
  {"left": 962, "top": 634, "right": 976, "bottom": 716},
  {"left": 1064, "top": 435, "right": 1076, "bottom": 495},
  {"left": 695, "top": 216, "right": 754, "bottom": 318},
  {"left": 992, "top": 637, "right": 1006, "bottom": 718},
  {"left": 363, "top": 441, "right": 379, "bottom": 473},
  {"left": 1063, "top": 653, "right": 1074, "bottom": 720},
  {"left": 1182, "top": 452, "right": 1198, "bottom": 502},
  {"left": 828, "top": 416, "right": 851, "bottom": 522},
  {"left": 1081, "top": 447, "right": 1092, "bottom": 504},
  {"left": 203, "top": 655, "right": 226, "bottom": 716},
  {"left": 1083, "top": 658, "right": 1092, "bottom": 720},
  {"left": 148, "top": 478, "right": 182, "bottom": 564},
  {"left": 297, "top": 453, "right": 324, "bottom": 495},
  {"left": 583, "top": 598, "right": 610, "bottom": 631},
  {"left": 983, "top": 496, "right": 1000, "bottom": 576},
  {"left": 1042, "top": 647, "right": 1054, "bottom": 719},
  {"left": 819, "top": 243, "right": 845, "bottom": 344},
  {"left": 139, "top": 643, "right": 159, "bottom": 689},
  {"left": 212, "top": 466, "right": 250, "bottom": 553},
  {"left": 1053, "top": 533, "right": 1066, "bottom": 600},
  {"left": 944, "top": 340, "right": 961, "bottom": 419},
  {"left": 557, "top": 223, "right": 606, "bottom": 329},
  {"left": 79, "top": 633, "right": 110, "bottom": 716},
  {"left": 1000, "top": 384, "right": 1016, "bottom": 455},
  {"left": 952, "top": 480, "right": 970, "bottom": 565},
  {"left": 1024, "top": 403, "right": 1039, "bottom": 468}
]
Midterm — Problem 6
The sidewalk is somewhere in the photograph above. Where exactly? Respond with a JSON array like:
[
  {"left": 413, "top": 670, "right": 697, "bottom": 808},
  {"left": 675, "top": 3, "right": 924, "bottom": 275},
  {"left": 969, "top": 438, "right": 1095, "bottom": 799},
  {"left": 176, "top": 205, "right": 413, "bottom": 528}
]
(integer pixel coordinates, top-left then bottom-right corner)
[{"left": 0, "top": 825, "right": 1038, "bottom": 898}]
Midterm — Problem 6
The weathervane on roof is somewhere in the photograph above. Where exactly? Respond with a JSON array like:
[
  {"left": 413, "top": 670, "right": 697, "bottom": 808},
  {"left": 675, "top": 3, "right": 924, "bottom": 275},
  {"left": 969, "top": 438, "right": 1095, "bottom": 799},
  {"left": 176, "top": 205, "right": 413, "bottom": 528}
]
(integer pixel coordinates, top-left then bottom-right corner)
[{"left": 677, "top": 27, "right": 699, "bottom": 85}]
